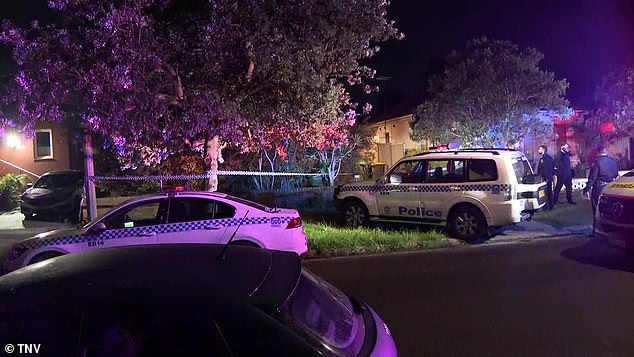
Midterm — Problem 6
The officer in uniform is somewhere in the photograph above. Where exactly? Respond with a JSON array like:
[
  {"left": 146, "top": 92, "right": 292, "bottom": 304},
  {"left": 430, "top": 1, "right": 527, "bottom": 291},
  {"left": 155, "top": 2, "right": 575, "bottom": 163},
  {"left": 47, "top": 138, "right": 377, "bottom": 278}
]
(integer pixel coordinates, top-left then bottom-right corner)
[
  {"left": 537, "top": 145, "right": 554, "bottom": 210},
  {"left": 583, "top": 145, "right": 619, "bottom": 220},
  {"left": 554, "top": 143, "right": 575, "bottom": 204}
]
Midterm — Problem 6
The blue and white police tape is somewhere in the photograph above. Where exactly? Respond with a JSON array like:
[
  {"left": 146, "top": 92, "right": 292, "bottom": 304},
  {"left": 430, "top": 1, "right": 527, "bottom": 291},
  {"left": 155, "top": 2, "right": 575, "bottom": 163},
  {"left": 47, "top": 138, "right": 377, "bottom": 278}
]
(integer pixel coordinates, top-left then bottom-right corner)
[{"left": 89, "top": 170, "right": 324, "bottom": 182}]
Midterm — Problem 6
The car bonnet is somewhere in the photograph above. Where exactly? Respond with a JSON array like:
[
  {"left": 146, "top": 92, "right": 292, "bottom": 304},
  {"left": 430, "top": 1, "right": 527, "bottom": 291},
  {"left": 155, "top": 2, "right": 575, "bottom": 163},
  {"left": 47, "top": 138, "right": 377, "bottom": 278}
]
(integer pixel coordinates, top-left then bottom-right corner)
[{"left": 603, "top": 171, "right": 634, "bottom": 197}]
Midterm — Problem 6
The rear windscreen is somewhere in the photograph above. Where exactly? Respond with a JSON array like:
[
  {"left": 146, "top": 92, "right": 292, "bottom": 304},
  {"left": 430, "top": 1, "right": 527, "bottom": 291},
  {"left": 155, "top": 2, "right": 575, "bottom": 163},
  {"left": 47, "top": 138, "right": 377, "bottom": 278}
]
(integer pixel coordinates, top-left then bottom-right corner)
[
  {"left": 512, "top": 158, "right": 533, "bottom": 184},
  {"left": 275, "top": 269, "right": 365, "bottom": 357}
]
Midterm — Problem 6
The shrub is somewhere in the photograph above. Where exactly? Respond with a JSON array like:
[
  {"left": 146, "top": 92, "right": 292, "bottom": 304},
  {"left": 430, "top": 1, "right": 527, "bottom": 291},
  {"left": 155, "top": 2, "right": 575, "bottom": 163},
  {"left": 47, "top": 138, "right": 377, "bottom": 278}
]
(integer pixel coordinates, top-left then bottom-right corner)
[{"left": 0, "top": 174, "right": 27, "bottom": 211}]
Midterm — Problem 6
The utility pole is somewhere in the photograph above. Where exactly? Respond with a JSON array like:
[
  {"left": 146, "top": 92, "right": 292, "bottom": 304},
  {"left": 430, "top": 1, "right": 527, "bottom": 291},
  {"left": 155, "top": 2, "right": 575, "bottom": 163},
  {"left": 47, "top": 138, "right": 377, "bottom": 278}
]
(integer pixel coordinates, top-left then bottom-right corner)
[{"left": 83, "top": 128, "right": 97, "bottom": 221}]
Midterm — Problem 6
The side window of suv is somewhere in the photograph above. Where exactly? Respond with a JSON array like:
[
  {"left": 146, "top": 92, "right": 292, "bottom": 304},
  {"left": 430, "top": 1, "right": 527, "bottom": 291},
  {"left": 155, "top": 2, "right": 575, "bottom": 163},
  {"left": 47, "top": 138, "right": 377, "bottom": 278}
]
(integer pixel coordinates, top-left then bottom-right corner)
[
  {"left": 467, "top": 159, "right": 498, "bottom": 182},
  {"left": 390, "top": 160, "right": 425, "bottom": 183},
  {"left": 449, "top": 160, "right": 466, "bottom": 182},
  {"left": 425, "top": 160, "right": 449, "bottom": 183}
]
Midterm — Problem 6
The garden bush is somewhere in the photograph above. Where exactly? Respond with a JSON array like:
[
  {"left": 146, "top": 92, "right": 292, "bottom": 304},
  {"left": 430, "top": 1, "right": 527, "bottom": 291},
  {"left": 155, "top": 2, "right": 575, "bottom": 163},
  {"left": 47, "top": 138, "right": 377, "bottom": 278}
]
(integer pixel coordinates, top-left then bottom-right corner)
[{"left": 0, "top": 174, "right": 27, "bottom": 211}]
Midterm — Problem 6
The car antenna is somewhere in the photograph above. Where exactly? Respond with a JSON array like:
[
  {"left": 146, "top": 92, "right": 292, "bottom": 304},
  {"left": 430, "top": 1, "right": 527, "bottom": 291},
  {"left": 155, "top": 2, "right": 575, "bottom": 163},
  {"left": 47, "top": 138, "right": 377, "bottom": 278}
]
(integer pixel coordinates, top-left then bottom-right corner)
[{"left": 218, "top": 210, "right": 249, "bottom": 260}]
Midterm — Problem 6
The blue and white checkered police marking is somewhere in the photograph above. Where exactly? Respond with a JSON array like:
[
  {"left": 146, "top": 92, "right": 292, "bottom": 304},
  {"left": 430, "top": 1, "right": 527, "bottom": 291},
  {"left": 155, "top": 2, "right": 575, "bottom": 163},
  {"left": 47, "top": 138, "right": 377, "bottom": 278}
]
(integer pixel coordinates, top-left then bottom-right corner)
[
  {"left": 341, "top": 184, "right": 512, "bottom": 194},
  {"left": 14, "top": 216, "right": 294, "bottom": 252}
]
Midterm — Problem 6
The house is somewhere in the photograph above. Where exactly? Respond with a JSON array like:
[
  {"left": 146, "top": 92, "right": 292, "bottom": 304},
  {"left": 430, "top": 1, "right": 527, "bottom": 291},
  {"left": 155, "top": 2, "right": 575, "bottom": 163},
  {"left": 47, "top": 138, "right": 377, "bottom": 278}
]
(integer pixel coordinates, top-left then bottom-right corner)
[
  {"left": 367, "top": 101, "right": 632, "bottom": 178},
  {"left": 366, "top": 94, "right": 431, "bottom": 177},
  {"left": 0, "top": 120, "right": 83, "bottom": 181}
]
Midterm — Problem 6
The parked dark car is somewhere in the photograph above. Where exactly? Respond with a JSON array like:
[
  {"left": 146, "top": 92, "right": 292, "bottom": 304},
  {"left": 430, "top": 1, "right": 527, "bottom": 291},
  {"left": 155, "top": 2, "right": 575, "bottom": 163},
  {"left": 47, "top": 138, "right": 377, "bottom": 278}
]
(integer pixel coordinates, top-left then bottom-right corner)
[
  {"left": 20, "top": 170, "right": 84, "bottom": 223},
  {"left": 0, "top": 244, "right": 397, "bottom": 357}
]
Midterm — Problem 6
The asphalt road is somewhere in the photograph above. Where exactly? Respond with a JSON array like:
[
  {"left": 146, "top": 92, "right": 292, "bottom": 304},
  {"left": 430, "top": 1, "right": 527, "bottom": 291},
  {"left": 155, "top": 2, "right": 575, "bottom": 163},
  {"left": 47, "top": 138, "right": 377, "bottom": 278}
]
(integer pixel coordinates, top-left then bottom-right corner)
[{"left": 305, "top": 236, "right": 634, "bottom": 357}]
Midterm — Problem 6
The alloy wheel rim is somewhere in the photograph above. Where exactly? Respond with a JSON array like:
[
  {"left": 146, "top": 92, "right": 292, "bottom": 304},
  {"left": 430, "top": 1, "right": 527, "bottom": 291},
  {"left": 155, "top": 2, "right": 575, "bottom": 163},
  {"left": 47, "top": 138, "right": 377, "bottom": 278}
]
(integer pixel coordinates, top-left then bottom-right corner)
[
  {"left": 346, "top": 206, "right": 364, "bottom": 226},
  {"left": 456, "top": 212, "right": 477, "bottom": 237}
]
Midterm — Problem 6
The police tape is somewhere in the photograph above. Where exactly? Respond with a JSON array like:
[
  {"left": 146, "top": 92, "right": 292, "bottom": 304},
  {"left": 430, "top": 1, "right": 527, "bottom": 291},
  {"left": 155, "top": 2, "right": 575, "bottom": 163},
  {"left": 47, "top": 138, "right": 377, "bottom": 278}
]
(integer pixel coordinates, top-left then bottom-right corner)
[{"left": 89, "top": 171, "right": 324, "bottom": 182}]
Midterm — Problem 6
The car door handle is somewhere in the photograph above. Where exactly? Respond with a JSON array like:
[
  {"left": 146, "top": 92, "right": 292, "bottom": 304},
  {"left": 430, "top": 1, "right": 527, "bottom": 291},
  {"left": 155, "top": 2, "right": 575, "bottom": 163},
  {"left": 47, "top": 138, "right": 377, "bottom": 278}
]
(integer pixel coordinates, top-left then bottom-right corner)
[
  {"left": 137, "top": 232, "right": 156, "bottom": 237},
  {"left": 450, "top": 186, "right": 462, "bottom": 191},
  {"left": 204, "top": 225, "right": 223, "bottom": 230}
]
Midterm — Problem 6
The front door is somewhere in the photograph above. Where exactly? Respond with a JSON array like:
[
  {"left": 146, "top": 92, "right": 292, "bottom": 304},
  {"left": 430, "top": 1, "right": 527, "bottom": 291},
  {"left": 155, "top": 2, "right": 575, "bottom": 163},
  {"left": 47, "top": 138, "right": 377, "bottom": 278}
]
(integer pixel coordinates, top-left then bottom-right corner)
[
  {"left": 420, "top": 159, "right": 466, "bottom": 221},
  {"left": 376, "top": 159, "right": 425, "bottom": 219},
  {"left": 88, "top": 198, "right": 169, "bottom": 248}
]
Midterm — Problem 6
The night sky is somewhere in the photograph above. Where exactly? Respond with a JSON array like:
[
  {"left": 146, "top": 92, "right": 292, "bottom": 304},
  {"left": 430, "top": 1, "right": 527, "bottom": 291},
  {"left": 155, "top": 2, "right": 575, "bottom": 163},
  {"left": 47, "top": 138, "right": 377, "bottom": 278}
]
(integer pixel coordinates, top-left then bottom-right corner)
[
  {"left": 369, "top": 0, "right": 634, "bottom": 111},
  {"left": 1, "top": 0, "right": 633, "bottom": 111}
]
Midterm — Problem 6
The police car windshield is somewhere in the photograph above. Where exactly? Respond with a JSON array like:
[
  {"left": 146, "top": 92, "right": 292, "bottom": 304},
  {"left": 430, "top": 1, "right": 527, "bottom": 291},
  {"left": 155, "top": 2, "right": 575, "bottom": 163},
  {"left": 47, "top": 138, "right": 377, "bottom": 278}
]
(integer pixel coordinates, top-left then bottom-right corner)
[{"left": 512, "top": 158, "right": 533, "bottom": 184}]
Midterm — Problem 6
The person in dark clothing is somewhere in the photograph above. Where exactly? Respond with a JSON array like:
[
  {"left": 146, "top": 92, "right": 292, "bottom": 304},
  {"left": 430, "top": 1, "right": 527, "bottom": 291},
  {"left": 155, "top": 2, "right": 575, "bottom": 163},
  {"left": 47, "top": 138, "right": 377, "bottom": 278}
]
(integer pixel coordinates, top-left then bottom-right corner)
[
  {"left": 583, "top": 146, "right": 619, "bottom": 219},
  {"left": 537, "top": 145, "right": 555, "bottom": 210},
  {"left": 554, "top": 144, "right": 575, "bottom": 204}
]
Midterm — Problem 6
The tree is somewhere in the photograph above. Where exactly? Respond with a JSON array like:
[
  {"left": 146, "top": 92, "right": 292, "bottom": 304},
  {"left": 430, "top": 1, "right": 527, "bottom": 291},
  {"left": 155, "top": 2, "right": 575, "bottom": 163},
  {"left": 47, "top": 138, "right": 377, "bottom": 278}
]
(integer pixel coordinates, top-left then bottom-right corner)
[
  {"left": 1, "top": 0, "right": 401, "bottom": 190},
  {"left": 595, "top": 61, "right": 634, "bottom": 135},
  {"left": 410, "top": 37, "right": 569, "bottom": 147}
]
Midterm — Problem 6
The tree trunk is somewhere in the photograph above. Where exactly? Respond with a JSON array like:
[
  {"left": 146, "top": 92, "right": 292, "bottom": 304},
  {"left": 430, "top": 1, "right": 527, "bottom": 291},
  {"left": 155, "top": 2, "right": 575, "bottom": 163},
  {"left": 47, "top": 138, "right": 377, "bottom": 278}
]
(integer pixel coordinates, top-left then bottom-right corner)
[{"left": 205, "top": 135, "right": 220, "bottom": 192}]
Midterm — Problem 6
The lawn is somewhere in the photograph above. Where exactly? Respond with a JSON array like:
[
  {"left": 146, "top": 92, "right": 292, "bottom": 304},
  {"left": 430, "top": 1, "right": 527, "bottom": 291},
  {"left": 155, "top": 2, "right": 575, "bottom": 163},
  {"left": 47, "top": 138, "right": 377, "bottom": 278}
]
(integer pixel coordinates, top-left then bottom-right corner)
[
  {"left": 303, "top": 220, "right": 449, "bottom": 258},
  {"left": 532, "top": 190, "right": 594, "bottom": 227}
]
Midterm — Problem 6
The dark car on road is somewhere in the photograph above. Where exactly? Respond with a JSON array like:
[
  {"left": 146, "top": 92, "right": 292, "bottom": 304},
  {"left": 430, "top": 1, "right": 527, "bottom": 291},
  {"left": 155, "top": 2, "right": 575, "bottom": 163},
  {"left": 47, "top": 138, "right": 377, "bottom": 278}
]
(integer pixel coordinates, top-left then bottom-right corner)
[
  {"left": 20, "top": 170, "right": 84, "bottom": 223},
  {"left": 0, "top": 244, "right": 396, "bottom": 357}
]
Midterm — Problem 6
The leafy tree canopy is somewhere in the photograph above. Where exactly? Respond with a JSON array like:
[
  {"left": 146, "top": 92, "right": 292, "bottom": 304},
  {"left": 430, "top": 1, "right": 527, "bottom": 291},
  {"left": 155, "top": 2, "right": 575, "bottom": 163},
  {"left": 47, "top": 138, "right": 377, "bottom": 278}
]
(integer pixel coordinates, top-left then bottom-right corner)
[
  {"left": 595, "top": 60, "right": 634, "bottom": 135},
  {"left": 0, "top": 0, "right": 401, "bottom": 167},
  {"left": 410, "top": 37, "right": 569, "bottom": 147}
]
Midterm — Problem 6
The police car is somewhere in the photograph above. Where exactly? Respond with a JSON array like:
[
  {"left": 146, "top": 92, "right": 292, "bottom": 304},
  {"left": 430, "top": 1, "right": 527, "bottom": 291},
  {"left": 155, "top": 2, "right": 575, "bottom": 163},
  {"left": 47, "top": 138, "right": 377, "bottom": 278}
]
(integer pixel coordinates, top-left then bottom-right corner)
[
  {"left": 594, "top": 170, "right": 634, "bottom": 251},
  {"left": 4, "top": 191, "right": 308, "bottom": 273},
  {"left": 334, "top": 149, "right": 547, "bottom": 241}
]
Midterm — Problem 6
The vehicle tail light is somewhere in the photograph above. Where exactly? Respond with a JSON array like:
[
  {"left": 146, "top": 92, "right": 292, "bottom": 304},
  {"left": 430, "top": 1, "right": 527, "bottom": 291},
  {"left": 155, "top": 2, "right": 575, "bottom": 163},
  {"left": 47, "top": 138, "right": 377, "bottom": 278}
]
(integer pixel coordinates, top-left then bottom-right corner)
[{"left": 286, "top": 217, "right": 302, "bottom": 229}]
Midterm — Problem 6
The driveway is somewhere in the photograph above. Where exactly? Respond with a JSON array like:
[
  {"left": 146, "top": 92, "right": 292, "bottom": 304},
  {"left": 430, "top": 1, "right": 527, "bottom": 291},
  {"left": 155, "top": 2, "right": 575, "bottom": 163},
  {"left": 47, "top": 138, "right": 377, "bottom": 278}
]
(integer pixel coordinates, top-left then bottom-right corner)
[{"left": 0, "top": 210, "right": 73, "bottom": 255}]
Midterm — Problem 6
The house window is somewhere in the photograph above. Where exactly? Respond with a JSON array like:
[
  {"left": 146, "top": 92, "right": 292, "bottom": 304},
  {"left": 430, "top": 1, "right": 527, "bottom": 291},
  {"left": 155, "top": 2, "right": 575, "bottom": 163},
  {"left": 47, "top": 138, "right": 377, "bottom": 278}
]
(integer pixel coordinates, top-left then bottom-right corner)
[{"left": 34, "top": 129, "right": 53, "bottom": 159}]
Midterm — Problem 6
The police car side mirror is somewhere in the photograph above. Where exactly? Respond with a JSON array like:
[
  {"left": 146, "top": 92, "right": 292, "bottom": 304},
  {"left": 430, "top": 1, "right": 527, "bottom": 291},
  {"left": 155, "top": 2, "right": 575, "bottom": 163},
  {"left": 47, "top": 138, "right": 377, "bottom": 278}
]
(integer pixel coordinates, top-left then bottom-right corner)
[
  {"left": 88, "top": 222, "right": 107, "bottom": 234},
  {"left": 389, "top": 174, "right": 402, "bottom": 184},
  {"left": 26, "top": 182, "right": 33, "bottom": 189}
]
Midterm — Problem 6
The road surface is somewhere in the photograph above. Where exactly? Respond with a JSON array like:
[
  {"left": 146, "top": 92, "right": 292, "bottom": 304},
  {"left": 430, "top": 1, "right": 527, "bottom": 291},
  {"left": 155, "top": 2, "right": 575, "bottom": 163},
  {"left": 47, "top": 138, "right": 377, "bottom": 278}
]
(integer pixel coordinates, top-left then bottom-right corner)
[{"left": 306, "top": 236, "right": 634, "bottom": 357}]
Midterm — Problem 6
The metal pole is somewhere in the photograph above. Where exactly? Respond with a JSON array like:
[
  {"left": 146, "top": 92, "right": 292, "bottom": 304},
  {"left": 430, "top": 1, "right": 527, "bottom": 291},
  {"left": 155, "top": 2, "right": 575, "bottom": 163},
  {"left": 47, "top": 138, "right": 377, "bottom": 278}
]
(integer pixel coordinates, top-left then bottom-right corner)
[{"left": 83, "top": 128, "right": 97, "bottom": 221}]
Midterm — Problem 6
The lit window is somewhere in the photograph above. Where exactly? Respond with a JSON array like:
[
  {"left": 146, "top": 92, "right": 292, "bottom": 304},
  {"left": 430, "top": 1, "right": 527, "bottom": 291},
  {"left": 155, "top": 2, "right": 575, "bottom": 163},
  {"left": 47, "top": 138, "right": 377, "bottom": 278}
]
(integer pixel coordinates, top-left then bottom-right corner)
[{"left": 34, "top": 129, "right": 53, "bottom": 159}]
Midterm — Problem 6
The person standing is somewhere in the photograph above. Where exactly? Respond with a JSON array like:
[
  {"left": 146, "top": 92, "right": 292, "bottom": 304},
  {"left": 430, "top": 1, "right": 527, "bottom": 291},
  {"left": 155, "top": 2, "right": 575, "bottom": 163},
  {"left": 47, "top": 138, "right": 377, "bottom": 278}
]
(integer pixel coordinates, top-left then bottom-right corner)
[
  {"left": 554, "top": 143, "right": 575, "bottom": 204},
  {"left": 537, "top": 145, "right": 555, "bottom": 210},
  {"left": 583, "top": 145, "right": 618, "bottom": 219}
]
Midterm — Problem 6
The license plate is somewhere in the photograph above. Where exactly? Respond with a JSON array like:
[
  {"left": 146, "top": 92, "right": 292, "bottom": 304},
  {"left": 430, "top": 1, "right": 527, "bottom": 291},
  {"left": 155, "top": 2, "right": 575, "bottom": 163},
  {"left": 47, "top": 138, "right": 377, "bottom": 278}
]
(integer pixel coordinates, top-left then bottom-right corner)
[{"left": 539, "top": 190, "right": 545, "bottom": 199}]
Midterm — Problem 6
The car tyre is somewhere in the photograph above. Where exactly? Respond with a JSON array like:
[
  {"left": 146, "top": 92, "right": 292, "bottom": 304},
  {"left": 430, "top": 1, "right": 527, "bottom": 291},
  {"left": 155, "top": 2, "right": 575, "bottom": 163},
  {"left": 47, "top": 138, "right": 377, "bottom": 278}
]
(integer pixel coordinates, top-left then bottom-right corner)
[
  {"left": 448, "top": 206, "right": 487, "bottom": 242},
  {"left": 28, "top": 251, "right": 65, "bottom": 265},
  {"left": 342, "top": 201, "right": 370, "bottom": 228}
]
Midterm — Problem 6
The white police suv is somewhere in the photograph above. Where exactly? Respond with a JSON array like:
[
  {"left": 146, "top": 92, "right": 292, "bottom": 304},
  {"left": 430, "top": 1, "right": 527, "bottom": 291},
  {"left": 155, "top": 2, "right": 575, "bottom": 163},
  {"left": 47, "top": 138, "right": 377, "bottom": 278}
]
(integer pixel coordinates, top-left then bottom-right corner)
[
  {"left": 334, "top": 149, "right": 547, "bottom": 241},
  {"left": 4, "top": 191, "right": 308, "bottom": 273},
  {"left": 594, "top": 170, "right": 634, "bottom": 251}
]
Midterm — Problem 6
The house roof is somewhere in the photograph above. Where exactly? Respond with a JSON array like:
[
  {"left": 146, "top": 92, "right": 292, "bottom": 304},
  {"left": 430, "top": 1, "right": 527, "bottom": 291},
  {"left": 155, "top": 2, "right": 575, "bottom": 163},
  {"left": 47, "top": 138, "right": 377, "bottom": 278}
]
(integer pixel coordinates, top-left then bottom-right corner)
[{"left": 368, "top": 91, "right": 427, "bottom": 124}]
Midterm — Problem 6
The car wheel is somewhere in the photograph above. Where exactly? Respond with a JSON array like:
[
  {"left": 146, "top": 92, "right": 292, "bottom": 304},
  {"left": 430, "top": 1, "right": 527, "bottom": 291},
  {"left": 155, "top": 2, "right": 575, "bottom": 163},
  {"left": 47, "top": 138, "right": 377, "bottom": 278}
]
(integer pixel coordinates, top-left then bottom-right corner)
[
  {"left": 28, "top": 251, "right": 65, "bottom": 265},
  {"left": 342, "top": 201, "right": 369, "bottom": 228},
  {"left": 448, "top": 206, "right": 487, "bottom": 242}
]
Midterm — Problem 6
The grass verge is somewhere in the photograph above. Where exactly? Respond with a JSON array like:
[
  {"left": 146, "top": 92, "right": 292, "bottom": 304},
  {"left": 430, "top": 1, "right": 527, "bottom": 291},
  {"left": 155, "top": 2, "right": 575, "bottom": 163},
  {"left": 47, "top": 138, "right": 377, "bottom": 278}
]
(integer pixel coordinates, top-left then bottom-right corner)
[
  {"left": 532, "top": 191, "right": 593, "bottom": 227},
  {"left": 303, "top": 221, "right": 452, "bottom": 258}
]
